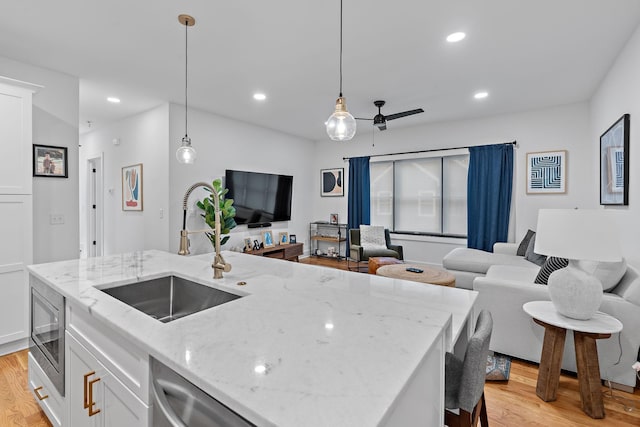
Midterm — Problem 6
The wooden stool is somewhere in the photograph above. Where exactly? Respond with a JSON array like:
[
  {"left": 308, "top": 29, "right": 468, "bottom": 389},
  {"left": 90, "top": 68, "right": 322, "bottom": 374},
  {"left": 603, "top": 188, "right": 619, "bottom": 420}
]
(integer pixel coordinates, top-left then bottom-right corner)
[{"left": 368, "top": 257, "right": 404, "bottom": 274}]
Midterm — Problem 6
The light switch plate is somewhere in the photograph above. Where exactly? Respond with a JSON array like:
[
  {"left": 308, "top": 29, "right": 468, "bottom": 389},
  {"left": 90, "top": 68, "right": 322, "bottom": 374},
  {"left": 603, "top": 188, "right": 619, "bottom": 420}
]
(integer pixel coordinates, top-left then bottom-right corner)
[{"left": 49, "top": 214, "right": 65, "bottom": 225}]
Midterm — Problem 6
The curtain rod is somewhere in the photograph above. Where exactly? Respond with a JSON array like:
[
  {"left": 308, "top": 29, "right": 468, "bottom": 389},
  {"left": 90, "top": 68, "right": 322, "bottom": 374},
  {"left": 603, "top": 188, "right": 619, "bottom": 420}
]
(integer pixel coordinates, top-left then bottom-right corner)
[{"left": 342, "top": 140, "right": 517, "bottom": 161}]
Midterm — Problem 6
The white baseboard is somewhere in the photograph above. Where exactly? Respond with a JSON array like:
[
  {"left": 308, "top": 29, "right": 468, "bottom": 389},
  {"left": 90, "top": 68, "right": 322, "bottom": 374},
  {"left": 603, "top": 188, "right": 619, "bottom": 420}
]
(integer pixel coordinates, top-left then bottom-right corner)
[{"left": 0, "top": 338, "right": 29, "bottom": 357}]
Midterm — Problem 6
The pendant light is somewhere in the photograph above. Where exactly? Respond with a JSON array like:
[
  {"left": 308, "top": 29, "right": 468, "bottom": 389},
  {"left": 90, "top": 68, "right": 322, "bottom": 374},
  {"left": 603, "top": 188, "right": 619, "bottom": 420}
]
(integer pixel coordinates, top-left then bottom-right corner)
[
  {"left": 326, "top": 0, "right": 356, "bottom": 141},
  {"left": 176, "top": 14, "right": 197, "bottom": 164}
]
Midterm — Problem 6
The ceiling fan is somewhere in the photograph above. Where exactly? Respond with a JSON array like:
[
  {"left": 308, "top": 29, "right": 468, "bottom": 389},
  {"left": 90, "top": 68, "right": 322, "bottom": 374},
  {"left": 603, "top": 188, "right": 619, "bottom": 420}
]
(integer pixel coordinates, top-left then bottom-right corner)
[{"left": 356, "top": 100, "right": 424, "bottom": 131}]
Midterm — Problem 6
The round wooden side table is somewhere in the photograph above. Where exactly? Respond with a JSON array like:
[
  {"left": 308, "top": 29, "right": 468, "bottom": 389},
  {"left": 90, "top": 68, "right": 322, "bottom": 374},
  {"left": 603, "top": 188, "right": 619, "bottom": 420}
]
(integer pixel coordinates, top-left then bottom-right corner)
[{"left": 523, "top": 301, "right": 622, "bottom": 419}]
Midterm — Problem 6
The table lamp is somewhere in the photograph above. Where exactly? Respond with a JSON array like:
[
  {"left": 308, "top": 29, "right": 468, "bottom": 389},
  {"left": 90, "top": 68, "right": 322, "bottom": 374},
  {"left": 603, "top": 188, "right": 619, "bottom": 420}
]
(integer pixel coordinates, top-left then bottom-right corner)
[{"left": 534, "top": 209, "right": 622, "bottom": 320}]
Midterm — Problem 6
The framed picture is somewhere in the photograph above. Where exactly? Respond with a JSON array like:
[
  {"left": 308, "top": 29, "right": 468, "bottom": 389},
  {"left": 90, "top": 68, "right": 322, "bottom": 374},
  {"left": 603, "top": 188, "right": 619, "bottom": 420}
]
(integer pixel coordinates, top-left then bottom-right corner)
[
  {"left": 526, "top": 150, "right": 566, "bottom": 194},
  {"left": 321, "top": 168, "right": 344, "bottom": 197},
  {"left": 330, "top": 213, "right": 338, "bottom": 224},
  {"left": 262, "top": 230, "right": 275, "bottom": 248},
  {"left": 33, "top": 144, "right": 68, "bottom": 178},
  {"left": 279, "top": 231, "right": 289, "bottom": 245},
  {"left": 243, "top": 237, "right": 253, "bottom": 252},
  {"left": 122, "top": 163, "right": 143, "bottom": 211},
  {"left": 289, "top": 234, "right": 297, "bottom": 244},
  {"left": 600, "top": 114, "right": 630, "bottom": 205}
]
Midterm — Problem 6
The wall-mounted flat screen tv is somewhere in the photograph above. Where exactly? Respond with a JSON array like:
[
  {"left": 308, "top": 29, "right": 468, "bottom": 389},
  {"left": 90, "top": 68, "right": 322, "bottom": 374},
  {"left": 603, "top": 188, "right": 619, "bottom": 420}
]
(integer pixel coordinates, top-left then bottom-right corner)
[{"left": 225, "top": 169, "right": 293, "bottom": 225}]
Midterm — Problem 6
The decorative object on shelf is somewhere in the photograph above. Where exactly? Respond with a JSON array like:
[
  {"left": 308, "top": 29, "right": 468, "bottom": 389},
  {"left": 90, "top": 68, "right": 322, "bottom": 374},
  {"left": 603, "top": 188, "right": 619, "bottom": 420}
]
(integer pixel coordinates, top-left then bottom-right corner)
[
  {"left": 526, "top": 150, "right": 566, "bottom": 194},
  {"left": 176, "top": 14, "right": 197, "bottom": 164},
  {"left": 600, "top": 114, "right": 630, "bottom": 205},
  {"left": 243, "top": 238, "right": 253, "bottom": 252},
  {"left": 33, "top": 144, "right": 68, "bottom": 178},
  {"left": 279, "top": 232, "right": 289, "bottom": 245},
  {"left": 535, "top": 209, "right": 622, "bottom": 320},
  {"left": 325, "top": 0, "right": 356, "bottom": 141},
  {"left": 196, "top": 178, "right": 237, "bottom": 248},
  {"left": 253, "top": 239, "right": 261, "bottom": 251},
  {"left": 321, "top": 168, "right": 344, "bottom": 197},
  {"left": 121, "top": 163, "right": 143, "bottom": 211},
  {"left": 330, "top": 213, "right": 339, "bottom": 224},
  {"left": 290, "top": 234, "right": 297, "bottom": 244},
  {"left": 262, "top": 230, "right": 275, "bottom": 248}
]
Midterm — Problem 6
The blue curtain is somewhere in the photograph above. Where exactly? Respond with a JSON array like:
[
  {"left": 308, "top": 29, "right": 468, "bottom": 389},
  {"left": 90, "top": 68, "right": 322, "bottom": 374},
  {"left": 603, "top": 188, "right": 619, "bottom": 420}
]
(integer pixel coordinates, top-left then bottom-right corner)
[
  {"left": 467, "top": 144, "right": 513, "bottom": 251},
  {"left": 347, "top": 156, "right": 371, "bottom": 256}
]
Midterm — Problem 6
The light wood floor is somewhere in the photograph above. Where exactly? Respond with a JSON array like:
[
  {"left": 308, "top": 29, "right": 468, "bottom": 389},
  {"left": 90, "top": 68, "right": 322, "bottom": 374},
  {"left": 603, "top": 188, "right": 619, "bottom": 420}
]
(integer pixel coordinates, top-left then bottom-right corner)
[
  {"left": 300, "top": 256, "right": 640, "bottom": 426},
  {"left": 1, "top": 256, "right": 638, "bottom": 426}
]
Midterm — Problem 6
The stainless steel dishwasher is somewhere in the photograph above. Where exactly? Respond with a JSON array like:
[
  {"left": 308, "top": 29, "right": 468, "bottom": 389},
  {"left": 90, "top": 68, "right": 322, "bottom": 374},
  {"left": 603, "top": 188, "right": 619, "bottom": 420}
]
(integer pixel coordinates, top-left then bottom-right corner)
[{"left": 151, "top": 357, "right": 255, "bottom": 427}]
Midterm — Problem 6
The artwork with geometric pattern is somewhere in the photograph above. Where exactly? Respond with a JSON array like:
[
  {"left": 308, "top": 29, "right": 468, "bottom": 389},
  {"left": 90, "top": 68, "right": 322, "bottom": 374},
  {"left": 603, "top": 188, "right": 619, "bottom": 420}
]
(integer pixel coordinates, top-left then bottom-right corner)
[
  {"left": 600, "top": 114, "right": 629, "bottom": 205},
  {"left": 607, "top": 147, "right": 624, "bottom": 193},
  {"left": 526, "top": 150, "right": 566, "bottom": 194}
]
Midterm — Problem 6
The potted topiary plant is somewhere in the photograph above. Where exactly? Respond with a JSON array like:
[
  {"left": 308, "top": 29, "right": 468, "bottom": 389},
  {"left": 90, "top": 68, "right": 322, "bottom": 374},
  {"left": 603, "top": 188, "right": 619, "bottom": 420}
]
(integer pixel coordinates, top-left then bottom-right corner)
[{"left": 196, "top": 179, "right": 237, "bottom": 248}]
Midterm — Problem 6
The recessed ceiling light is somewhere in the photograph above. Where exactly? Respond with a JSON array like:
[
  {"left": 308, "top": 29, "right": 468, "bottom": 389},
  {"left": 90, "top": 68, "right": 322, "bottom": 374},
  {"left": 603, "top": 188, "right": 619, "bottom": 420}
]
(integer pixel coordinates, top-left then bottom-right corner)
[
  {"left": 474, "top": 91, "right": 489, "bottom": 100},
  {"left": 253, "top": 93, "right": 266, "bottom": 101},
  {"left": 107, "top": 97, "right": 121, "bottom": 103},
  {"left": 446, "top": 32, "right": 466, "bottom": 43}
]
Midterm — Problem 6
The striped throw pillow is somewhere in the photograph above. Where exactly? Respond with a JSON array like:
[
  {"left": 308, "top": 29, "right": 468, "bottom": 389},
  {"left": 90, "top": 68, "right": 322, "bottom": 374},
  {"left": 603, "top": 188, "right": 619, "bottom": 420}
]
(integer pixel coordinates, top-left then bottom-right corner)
[{"left": 534, "top": 257, "right": 569, "bottom": 285}]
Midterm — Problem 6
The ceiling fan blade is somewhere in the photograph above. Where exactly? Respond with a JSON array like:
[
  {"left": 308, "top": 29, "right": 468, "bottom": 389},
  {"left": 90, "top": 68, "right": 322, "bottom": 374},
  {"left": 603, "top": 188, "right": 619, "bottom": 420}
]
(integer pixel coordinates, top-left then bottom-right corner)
[
  {"left": 385, "top": 108, "right": 424, "bottom": 121},
  {"left": 377, "top": 123, "right": 387, "bottom": 131},
  {"left": 355, "top": 117, "right": 374, "bottom": 121}
]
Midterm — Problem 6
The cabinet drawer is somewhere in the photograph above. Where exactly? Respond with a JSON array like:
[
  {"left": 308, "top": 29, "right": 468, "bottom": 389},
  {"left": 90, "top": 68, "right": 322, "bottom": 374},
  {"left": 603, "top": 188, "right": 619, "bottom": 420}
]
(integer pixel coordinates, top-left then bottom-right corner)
[
  {"left": 28, "top": 352, "right": 64, "bottom": 427},
  {"left": 66, "top": 302, "right": 149, "bottom": 404}
]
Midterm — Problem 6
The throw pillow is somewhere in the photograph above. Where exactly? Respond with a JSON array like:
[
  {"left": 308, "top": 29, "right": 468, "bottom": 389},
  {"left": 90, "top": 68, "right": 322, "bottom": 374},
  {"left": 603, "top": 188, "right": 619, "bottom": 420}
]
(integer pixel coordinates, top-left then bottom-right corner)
[
  {"left": 359, "top": 225, "right": 387, "bottom": 250},
  {"left": 524, "top": 234, "right": 547, "bottom": 266},
  {"left": 517, "top": 230, "right": 536, "bottom": 257},
  {"left": 577, "top": 258, "right": 627, "bottom": 292},
  {"left": 534, "top": 257, "right": 569, "bottom": 285}
]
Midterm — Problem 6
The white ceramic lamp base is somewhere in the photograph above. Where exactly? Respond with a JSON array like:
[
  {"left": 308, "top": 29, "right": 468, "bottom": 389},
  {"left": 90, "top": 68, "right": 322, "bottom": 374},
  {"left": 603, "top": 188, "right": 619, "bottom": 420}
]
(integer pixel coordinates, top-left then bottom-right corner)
[{"left": 547, "top": 261, "right": 603, "bottom": 320}]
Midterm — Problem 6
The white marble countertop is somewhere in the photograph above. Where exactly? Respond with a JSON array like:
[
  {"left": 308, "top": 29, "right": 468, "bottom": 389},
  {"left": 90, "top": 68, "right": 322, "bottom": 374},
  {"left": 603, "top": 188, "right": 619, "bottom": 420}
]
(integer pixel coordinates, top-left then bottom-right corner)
[{"left": 28, "top": 250, "right": 478, "bottom": 426}]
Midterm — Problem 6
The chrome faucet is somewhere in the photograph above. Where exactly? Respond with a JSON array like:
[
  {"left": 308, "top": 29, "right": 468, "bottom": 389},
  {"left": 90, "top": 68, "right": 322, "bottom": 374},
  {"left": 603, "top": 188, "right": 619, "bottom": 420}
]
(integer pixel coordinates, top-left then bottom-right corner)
[{"left": 178, "top": 182, "right": 232, "bottom": 279}]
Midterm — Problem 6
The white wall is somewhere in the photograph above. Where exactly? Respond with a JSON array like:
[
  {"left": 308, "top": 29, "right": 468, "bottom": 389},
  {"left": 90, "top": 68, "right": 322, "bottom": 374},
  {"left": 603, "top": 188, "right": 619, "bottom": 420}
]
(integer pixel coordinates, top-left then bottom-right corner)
[
  {"left": 312, "top": 102, "right": 593, "bottom": 265},
  {"left": 0, "top": 56, "right": 79, "bottom": 263},
  {"left": 590, "top": 24, "right": 640, "bottom": 269},
  {"left": 79, "top": 104, "right": 170, "bottom": 256},
  {"left": 168, "top": 104, "right": 315, "bottom": 255}
]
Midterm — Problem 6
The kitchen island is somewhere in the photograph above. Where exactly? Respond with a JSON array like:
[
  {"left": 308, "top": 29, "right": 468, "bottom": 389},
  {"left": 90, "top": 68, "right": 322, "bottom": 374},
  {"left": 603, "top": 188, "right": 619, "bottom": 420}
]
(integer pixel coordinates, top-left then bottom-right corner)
[{"left": 28, "top": 250, "right": 478, "bottom": 426}]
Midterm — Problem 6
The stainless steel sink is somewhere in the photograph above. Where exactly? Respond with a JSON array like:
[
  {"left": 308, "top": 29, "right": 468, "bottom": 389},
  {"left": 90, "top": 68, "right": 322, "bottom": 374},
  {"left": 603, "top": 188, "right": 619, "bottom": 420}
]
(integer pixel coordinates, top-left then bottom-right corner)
[{"left": 101, "top": 276, "right": 241, "bottom": 323}]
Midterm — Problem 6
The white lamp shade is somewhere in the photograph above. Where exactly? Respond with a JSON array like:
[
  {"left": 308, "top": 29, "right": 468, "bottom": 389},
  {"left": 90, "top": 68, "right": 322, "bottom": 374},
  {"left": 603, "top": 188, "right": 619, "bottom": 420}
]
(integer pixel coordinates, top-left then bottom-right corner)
[{"left": 534, "top": 209, "right": 621, "bottom": 262}]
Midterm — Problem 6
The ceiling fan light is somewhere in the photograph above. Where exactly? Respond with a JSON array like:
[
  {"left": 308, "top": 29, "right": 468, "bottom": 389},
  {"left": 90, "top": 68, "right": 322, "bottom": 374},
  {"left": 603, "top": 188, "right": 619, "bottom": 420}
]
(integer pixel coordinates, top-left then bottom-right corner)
[
  {"left": 326, "top": 97, "right": 356, "bottom": 141},
  {"left": 176, "top": 136, "right": 196, "bottom": 164}
]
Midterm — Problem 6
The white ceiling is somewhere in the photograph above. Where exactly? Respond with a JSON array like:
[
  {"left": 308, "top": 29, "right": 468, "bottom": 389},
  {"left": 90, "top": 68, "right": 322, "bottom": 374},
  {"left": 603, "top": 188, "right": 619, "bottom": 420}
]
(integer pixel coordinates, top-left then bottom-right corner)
[{"left": 1, "top": 0, "right": 639, "bottom": 141}]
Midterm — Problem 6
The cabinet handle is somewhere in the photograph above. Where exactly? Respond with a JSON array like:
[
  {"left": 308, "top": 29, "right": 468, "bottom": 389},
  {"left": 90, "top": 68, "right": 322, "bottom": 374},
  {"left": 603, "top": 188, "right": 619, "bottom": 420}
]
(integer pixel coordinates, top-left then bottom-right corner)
[
  {"left": 87, "top": 377, "right": 101, "bottom": 417},
  {"left": 83, "top": 371, "right": 101, "bottom": 416},
  {"left": 33, "top": 386, "right": 49, "bottom": 401},
  {"left": 83, "top": 371, "right": 95, "bottom": 409}
]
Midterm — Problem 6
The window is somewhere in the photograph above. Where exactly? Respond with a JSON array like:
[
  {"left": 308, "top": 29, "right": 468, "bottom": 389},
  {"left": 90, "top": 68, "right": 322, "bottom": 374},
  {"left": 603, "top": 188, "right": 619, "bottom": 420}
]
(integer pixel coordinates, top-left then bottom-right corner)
[{"left": 370, "top": 153, "right": 469, "bottom": 237}]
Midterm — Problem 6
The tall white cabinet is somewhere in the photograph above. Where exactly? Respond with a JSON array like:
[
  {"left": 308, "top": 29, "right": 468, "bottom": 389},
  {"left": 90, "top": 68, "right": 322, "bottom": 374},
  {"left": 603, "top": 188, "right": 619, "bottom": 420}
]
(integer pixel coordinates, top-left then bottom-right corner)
[{"left": 0, "top": 77, "right": 39, "bottom": 355}]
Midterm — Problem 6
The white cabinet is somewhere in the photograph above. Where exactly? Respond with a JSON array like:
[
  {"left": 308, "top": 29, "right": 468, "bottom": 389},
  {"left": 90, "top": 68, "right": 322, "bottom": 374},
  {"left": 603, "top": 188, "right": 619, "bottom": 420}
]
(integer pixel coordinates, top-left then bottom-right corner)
[
  {"left": 0, "top": 77, "right": 39, "bottom": 355},
  {"left": 67, "top": 332, "right": 149, "bottom": 427},
  {"left": 28, "top": 352, "right": 65, "bottom": 427}
]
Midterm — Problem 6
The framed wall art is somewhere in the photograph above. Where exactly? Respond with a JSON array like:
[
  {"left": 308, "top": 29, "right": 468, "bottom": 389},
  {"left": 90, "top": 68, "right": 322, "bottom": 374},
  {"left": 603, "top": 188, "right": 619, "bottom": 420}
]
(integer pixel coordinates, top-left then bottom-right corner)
[
  {"left": 122, "top": 163, "right": 143, "bottom": 211},
  {"left": 321, "top": 168, "right": 344, "bottom": 197},
  {"left": 600, "top": 114, "right": 630, "bottom": 205},
  {"left": 526, "top": 150, "right": 566, "bottom": 194},
  {"left": 33, "top": 144, "right": 68, "bottom": 178}
]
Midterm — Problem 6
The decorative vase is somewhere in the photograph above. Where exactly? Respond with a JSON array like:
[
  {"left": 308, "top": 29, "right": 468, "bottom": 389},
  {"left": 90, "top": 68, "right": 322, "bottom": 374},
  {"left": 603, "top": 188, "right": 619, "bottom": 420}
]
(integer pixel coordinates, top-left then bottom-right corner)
[{"left": 547, "top": 260, "right": 603, "bottom": 320}]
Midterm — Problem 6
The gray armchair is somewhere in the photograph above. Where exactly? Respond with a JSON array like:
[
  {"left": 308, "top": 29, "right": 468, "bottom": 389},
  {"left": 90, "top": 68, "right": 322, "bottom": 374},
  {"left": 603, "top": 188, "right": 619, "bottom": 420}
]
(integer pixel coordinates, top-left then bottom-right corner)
[
  {"left": 444, "top": 309, "right": 493, "bottom": 427},
  {"left": 349, "top": 228, "right": 403, "bottom": 271}
]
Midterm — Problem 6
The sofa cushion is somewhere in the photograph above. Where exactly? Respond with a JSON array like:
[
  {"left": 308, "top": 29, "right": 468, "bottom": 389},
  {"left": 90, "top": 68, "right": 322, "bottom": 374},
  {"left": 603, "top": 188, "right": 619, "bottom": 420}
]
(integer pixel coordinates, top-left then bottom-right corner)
[
  {"left": 359, "top": 225, "right": 386, "bottom": 250},
  {"left": 534, "top": 257, "right": 569, "bottom": 285},
  {"left": 443, "top": 248, "right": 538, "bottom": 274},
  {"left": 577, "top": 258, "right": 627, "bottom": 292},
  {"left": 485, "top": 264, "right": 540, "bottom": 282},
  {"left": 524, "top": 234, "right": 547, "bottom": 266},
  {"left": 517, "top": 230, "right": 535, "bottom": 256}
]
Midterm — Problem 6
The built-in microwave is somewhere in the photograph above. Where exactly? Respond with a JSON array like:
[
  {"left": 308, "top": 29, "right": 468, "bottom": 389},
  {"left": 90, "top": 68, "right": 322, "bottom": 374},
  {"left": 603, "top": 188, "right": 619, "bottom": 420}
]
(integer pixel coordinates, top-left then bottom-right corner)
[{"left": 29, "top": 276, "right": 65, "bottom": 396}]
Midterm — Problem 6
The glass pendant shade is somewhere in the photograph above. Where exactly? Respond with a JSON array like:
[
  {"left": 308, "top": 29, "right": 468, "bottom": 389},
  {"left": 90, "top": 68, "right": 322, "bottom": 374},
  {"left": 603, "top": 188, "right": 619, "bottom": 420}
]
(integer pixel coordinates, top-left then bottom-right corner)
[
  {"left": 176, "top": 136, "right": 196, "bottom": 164},
  {"left": 326, "top": 96, "right": 357, "bottom": 141}
]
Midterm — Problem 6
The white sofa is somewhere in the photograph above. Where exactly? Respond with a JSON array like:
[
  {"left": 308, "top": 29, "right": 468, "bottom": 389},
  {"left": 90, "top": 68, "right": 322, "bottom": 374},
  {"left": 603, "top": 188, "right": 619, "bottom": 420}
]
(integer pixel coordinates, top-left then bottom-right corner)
[{"left": 443, "top": 243, "right": 640, "bottom": 388}]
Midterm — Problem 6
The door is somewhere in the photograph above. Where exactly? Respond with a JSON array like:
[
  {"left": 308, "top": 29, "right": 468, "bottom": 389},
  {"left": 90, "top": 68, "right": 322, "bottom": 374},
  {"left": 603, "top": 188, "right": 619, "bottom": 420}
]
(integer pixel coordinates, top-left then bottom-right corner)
[{"left": 67, "top": 332, "right": 148, "bottom": 427}]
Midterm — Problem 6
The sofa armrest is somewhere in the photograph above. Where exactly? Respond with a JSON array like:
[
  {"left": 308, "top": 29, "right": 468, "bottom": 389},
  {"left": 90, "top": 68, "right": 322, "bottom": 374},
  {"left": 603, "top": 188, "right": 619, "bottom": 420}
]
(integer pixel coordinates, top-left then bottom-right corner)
[
  {"left": 389, "top": 244, "right": 404, "bottom": 260},
  {"left": 493, "top": 242, "right": 518, "bottom": 255}
]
